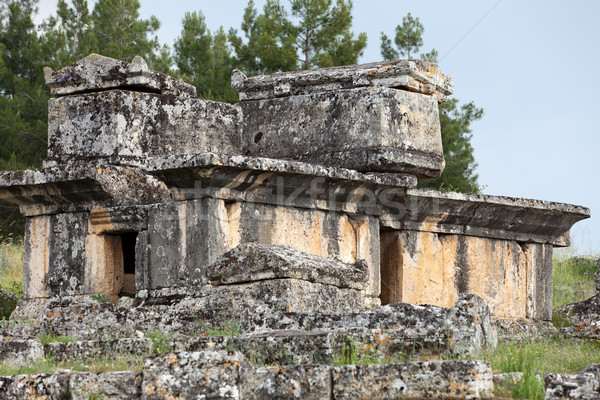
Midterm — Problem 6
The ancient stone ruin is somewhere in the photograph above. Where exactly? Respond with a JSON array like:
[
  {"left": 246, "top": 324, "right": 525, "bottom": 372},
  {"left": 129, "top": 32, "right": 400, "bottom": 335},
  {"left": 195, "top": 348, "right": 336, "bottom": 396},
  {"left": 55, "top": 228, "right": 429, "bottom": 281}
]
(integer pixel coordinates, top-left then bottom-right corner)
[{"left": 0, "top": 54, "right": 592, "bottom": 399}]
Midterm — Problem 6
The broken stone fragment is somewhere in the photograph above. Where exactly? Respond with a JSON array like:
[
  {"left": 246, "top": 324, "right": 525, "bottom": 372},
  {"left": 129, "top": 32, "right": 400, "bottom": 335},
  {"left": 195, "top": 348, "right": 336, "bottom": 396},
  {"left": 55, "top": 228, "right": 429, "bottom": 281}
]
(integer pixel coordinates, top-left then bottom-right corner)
[
  {"left": 44, "top": 53, "right": 196, "bottom": 98},
  {"left": 232, "top": 59, "right": 453, "bottom": 102},
  {"left": 207, "top": 243, "right": 369, "bottom": 289}
]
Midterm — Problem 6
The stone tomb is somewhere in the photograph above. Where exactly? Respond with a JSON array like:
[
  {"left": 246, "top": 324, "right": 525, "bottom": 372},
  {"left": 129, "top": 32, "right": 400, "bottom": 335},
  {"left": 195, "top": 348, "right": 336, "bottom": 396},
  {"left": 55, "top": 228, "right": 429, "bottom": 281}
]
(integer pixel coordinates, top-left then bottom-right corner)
[{"left": 0, "top": 54, "right": 590, "bottom": 320}]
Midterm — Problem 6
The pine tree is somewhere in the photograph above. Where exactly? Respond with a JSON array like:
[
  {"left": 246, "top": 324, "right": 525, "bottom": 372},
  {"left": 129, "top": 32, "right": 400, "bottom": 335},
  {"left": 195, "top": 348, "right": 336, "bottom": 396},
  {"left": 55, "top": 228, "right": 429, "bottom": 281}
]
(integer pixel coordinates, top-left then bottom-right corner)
[
  {"left": 291, "top": 0, "right": 366, "bottom": 69},
  {"left": 90, "top": 0, "right": 163, "bottom": 67},
  {"left": 230, "top": 0, "right": 366, "bottom": 74},
  {"left": 381, "top": 14, "right": 484, "bottom": 193},
  {"left": 174, "top": 12, "right": 237, "bottom": 102},
  {"left": 380, "top": 12, "right": 423, "bottom": 60},
  {"left": 229, "top": 0, "right": 298, "bottom": 75}
]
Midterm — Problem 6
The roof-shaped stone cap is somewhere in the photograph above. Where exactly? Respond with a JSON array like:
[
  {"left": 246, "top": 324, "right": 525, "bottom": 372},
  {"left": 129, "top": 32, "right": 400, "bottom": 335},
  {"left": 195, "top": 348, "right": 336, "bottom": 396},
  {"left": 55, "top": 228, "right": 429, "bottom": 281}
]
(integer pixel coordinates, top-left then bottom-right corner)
[
  {"left": 232, "top": 59, "right": 453, "bottom": 102},
  {"left": 44, "top": 53, "right": 196, "bottom": 98}
]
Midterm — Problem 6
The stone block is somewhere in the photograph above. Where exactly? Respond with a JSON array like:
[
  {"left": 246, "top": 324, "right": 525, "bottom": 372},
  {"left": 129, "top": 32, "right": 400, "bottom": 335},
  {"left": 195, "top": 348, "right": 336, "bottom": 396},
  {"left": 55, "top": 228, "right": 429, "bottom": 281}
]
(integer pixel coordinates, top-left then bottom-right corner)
[
  {"left": 46, "top": 90, "right": 241, "bottom": 165},
  {"left": 141, "top": 350, "right": 249, "bottom": 400},
  {"left": 70, "top": 371, "right": 142, "bottom": 400},
  {"left": 45, "top": 338, "right": 153, "bottom": 362},
  {"left": 232, "top": 59, "right": 453, "bottom": 102},
  {"left": 239, "top": 87, "right": 443, "bottom": 177},
  {"left": 5, "top": 372, "right": 71, "bottom": 400},
  {"left": 545, "top": 364, "right": 600, "bottom": 399},
  {"left": 44, "top": 53, "right": 195, "bottom": 98},
  {"left": 332, "top": 360, "right": 493, "bottom": 399},
  {"left": 0, "top": 339, "right": 44, "bottom": 367},
  {"left": 207, "top": 243, "right": 368, "bottom": 289},
  {"left": 145, "top": 199, "right": 381, "bottom": 297},
  {"left": 239, "top": 364, "right": 331, "bottom": 399}
]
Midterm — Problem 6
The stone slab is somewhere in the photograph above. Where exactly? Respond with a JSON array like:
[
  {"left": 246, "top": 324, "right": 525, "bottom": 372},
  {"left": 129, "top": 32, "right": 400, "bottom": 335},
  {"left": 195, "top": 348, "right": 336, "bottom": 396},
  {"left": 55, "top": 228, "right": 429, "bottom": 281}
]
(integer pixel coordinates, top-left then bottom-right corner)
[
  {"left": 70, "top": 371, "right": 142, "bottom": 400},
  {"left": 44, "top": 53, "right": 196, "bottom": 98},
  {"left": 4, "top": 372, "right": 71, "bottom": 400},
  {"left": 381, "top": 188, "right": 590, "bottom": 247},
  {"left": 239, "top": 87, "right": 444, "bottom": 177},
  {"left": 0, "top": 339, "right": 44, "bottom": 367},
  {"left": 45, "top": 338, "right": 153, "bottom": 362},
  {"left": 332, "top": 360, "right": 493, "bottom": 399},
  {"left": 141, "top": 350, "right": 249, "bottom": 400},
  {"left": 46, "top": 91, "right": 241, "bottom": 165},
  {"left": 232, "top": 59, "right": 453, "bottom": 102},
  {"left": 207, "top": 243, "right": 368, "bottom": 289},
  {"left": 239, "top": 365, "right": 331, "bottom": 399}
]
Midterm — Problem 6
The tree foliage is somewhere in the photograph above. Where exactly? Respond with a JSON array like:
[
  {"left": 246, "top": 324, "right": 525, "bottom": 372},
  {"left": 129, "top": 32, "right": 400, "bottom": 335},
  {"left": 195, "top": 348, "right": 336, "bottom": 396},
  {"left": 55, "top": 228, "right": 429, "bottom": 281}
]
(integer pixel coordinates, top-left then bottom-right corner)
[
  {"left": 381, "top": 13, "right": 484, "bottom": 193},
  {"left": 174, "top": 12, "right": 237, "bottom": 102},
  {"left": 380, "top": 12, "right": 423, "bottom": 60},
  {"left": 229, "top": 0, "right": 366, "bottom": 74}
]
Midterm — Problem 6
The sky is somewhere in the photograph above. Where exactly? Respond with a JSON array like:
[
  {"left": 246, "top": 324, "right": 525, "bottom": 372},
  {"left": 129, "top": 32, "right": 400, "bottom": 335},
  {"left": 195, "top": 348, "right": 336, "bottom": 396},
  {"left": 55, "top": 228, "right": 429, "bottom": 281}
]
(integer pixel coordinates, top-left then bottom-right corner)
[{"left": 35, "top": 0, "right": 600, "bottom": 254}]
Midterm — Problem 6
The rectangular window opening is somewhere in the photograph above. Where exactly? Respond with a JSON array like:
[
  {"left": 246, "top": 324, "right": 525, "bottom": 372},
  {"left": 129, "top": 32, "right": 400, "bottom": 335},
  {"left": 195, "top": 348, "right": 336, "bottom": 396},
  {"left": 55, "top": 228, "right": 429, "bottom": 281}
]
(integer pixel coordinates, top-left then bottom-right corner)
[{"left": 113, "top": 231, "right": 137, "bottom": 297}]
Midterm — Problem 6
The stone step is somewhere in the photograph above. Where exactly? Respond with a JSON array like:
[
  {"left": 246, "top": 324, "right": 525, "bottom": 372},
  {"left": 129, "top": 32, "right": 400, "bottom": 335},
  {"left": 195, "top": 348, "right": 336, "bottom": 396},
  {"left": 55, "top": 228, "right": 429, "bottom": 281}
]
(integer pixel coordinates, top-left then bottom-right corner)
[{"left": 0, "top": 350, "right": 495, "bottom": 399}]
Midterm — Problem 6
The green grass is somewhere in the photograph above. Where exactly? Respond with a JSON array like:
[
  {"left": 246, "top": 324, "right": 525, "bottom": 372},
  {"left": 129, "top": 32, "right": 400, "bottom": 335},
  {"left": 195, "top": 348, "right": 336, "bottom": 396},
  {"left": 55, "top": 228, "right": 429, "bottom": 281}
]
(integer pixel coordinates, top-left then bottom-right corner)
[
  {"left": 0, "top": 353, "right": 144, "bottom": 376},
  {"left": 38, "top": 332, "right": 78, "bottom": 345},
  {"left": 473, "top": 337, "right": 600, "bottom": 399},
  {"left": 552, "top": 254, "right": 597, "bottom": 310},
  {"left": 0, "top": 236, "right": 24, "bottom": 298}
]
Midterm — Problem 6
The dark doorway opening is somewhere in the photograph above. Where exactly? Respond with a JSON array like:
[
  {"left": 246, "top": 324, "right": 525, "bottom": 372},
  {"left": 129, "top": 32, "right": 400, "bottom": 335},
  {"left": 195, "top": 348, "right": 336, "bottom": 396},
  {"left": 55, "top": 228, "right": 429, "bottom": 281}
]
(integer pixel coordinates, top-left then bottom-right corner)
[{"left": 116, "top": 231, "right": 137, "bottom": 296}]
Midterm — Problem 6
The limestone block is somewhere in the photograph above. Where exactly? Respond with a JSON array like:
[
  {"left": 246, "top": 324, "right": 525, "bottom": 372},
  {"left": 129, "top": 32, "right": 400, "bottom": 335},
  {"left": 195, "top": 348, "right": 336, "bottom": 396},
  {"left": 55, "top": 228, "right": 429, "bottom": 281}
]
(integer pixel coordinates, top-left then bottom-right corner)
[
  {"left": 0, "top": 339, "right": 44, "bottom": 367},
  {"left": 240, "top": 87, "right": 444, "bottom": 177},
  {"left": 5, "top": 372, "right": 71, "bottom": 400},
  {"left": 47, "top": 90, "right": 241, "bottom": 164},
  {"left": 380, "top": 230, "right": 530, "bottom": 319},
  {"left": 141, "top": 350, "right": 249, "bottom": 400},
  {"left": 524, "top": 243, "right": 553, "bottom": 320},
  {"left": 207, "top": 243, "right": 368, "bottom": 289},
  {"left": 232, "top": 59, "right": 453, "bottom": 102},
  {"left": 45, "top": 338, "right": 153, "bottom": 363},
  {"left": 22, "top": 212, "right": 88, "bottom": 299},
  {"left": 70, "top": 371, "right": 142, "bottom": 400},
  {"left": 545, "top": 364, "right": 600, "bottom": 400},
  {"left": 202, "top": 279, "right": 367, "bottom": 314},
  {"left": 332, "top": 360, "right": 493, "bottom": 399},
  {"left": 44, "top": 53, "right": 196, "bottom": 98},
  {"left": 145, "top": 199, "right": 381, "bottom": 296},
  {"left": 239, "top": 365, "right": 331, "bottom": 399}
]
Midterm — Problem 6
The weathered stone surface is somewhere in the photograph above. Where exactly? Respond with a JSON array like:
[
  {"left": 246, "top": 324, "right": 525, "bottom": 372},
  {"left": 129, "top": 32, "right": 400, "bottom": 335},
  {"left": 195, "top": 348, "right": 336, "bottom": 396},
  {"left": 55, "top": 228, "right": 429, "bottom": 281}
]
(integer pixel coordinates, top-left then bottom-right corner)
[
  {"left": 0, "top": 165, "right": 170, "bottom": 216},
  {"left": 240, "top": 87, "right": 444, "bottom": 177},
  {"left": 70, "top": 371, "right": 142, "bottom": 400},
  {"left": 45, "top": 338, "right": 153, "bottom": 362},
  {"left": 146, "top": 152, "right": 417, "bottom": 188},
  {"left": 46, "top": 91, "right": 241, "bottom": 165},
  {"left": 545, "top": 364, "right": 600, "bottom": 399},
  {"left": 195, "top": 279, "right": 368, "bottom": 314},
  {"left": 143, "top": 198, "right": 381, "bottom": 298},
  {"left": 208, "top": 243, "right": 368, "bottom": 289},
  {"left": 382, "top": 188, "right": 590, "bottom": 247},
  {"left": 0, "top": 339, "right": 44, "bottom": 367},
  {"left": 493, "top": 318, "right": 557, "bottom": 342},
  {"left": 240, "top": 364, "right": 331, "bottom": 399},
  {"left": 4, "top": 372, "right": 71, "bottom": 400},
  {"left": 557, "top": 294, "right": 600, "bottom": 326},
  {"left": 44, "top": 53, "right": 196, "bottom": 98},
  {"left": 141, "top": 350, "right": 249, "bottom": 400},
  {"left": 332, "top": 360, "right": 493, "bottom": 399},
  {"left": 232, "top": 59, "right": 453, "bottom": 102}
]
